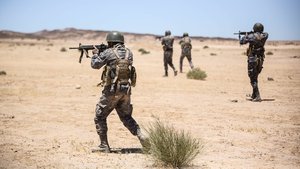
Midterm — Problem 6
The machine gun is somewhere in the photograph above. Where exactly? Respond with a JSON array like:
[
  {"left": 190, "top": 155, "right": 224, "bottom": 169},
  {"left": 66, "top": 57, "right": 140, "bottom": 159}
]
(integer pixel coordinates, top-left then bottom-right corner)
[
  {"left": 69, "top": 43, "right": 108, "bottom": 63},
  {"left": 233, "top": 31, "right": 253, "bottom": 41}
]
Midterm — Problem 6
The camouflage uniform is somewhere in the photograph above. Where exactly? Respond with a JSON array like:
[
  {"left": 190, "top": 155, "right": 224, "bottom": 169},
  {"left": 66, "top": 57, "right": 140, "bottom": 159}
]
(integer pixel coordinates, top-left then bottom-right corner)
[
  {"left": 161, "top": 30, "right": 177, "bottom": 76},
  {"left": 179, "top": 33, "right": 194, "bottom": 73},
  {"left": 91, "top": 42, "right": 143, "bottom": 152},
  {"left": 240, "top": 23, "right": 268, "bottom": 101}
]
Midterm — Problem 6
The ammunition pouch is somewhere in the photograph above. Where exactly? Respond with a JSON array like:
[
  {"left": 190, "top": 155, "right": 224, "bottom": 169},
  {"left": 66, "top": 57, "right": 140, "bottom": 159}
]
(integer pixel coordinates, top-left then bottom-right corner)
[
  {"left": 119, "top": 83, "right": 130, "bottom": 94},
  {"left": 100, "top": 66, "right": 113, "bottom": 87},
  {"left": 246, "top": 47, "right": 252, "bottom": 56},
  {"left": 130, "top": 66, "right": 137, "bottom": 87}
]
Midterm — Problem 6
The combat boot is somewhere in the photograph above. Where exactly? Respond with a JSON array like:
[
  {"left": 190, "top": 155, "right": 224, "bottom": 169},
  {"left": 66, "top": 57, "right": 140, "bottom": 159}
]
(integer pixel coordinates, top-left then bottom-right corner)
[
  {"left": 163, "top": 71, "right": 168, "bottom": 77},
  {"left": 137, "top": 128, "right": 150, "bottom": 151},
  {"left": 252, "top": 88, "right": 261, "bottom": 102},
  {"left": 174, "top": 70, "right": 178, "bottom": 76},
  {"left": 189, "top": 61, "right": 194, "bottom": 69},
  {"left": 251, "top": 88, "right": 256, "bottom": 99},
  {"left": 251, "top": 82, "right": 257, "bottom": 99},
  {"left": 91, "top": 134, "right": 111, "bottom": 153}
]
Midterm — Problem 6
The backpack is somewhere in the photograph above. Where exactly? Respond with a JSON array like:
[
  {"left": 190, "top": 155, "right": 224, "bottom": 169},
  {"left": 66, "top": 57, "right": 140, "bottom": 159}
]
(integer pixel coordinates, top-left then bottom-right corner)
[
  {"left": 110, "top": 48, "right": 136, "bottom": 90},
  {"left": 181, "top": 37, "right": 192, "bottom": 53}
]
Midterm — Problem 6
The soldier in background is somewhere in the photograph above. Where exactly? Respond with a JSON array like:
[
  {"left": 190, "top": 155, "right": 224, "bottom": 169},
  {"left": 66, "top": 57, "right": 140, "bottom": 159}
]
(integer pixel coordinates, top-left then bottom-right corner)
[
  {"left": 179, "top": 32, "right": 194, "bottom": 73},
  {"left": 90, "top": 31, "right": 147, "bottom": 153},
  {"left": 240, "top": 23, "right": 268, "bottom": 102},
  {"left": 161, "top": 30, "right": 178, "bottom": 77}
]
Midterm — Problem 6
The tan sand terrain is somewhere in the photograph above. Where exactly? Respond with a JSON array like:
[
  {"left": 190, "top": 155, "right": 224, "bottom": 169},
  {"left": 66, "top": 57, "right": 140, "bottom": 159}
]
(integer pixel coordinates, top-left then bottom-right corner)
[{"left": 0, "top": 34, "right": 299, "bottom": 168}]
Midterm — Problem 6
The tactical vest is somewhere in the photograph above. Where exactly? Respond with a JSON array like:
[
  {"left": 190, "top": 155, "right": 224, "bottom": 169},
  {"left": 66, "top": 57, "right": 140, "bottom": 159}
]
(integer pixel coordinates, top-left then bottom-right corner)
[
  {"left": 162, "top": 36, "right": 174, "bottom": 51},
  {"left": 100, "top": 48, "right": 137, "bottom": 88},
  {"left": 180, "top": 37, "right": 192, "bottom": 53},
  {"left": 247, "top": 33, "right": 266, "bottom": 56}
]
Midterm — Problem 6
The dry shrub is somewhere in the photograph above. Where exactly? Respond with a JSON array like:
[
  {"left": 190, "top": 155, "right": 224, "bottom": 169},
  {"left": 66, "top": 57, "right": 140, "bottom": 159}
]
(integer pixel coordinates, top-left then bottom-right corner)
[
  {"left": 203, "top": 45, "right": 209, "bottom": 49},
  {"left": 60, "top": 47, "right": 67, "bottom": 52},
  {"left": 138, "top": 48, "right": 150, "bottom": 55},
  {"left": 0, "top": 70, "right": 7, "bottom": 76},
  {"left": 144, "top": 118, "right": 203, "bottom": 168},
  {"left": 187, "top": 67, "right": 207, "bottom": 80},
  {"left": 266, "top": 51, "right": 273, "bottom": 55}
]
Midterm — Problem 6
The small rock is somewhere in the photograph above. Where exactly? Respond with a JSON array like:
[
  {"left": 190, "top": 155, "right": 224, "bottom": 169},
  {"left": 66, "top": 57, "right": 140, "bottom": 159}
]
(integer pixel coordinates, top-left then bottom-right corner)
[
  {"left": 267, "top": 77, "right": 274, "bottom": 81},
  {"left": 75, "top": 85, "right": 81, "bottom": 89},
  {"left": 231, "top": 99, "right": 238, "bottom": 103}
]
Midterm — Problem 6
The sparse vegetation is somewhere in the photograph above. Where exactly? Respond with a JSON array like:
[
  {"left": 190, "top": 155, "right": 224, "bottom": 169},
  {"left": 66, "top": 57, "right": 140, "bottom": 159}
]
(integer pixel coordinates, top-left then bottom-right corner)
[
  {"left": 187, "top": 67, "right": 207, "bottom": 80},
  {"left": 203, "top": 45, "right": 209, "bottom": 49},
  {"left": 144, "top": 118, "right": 203, "bottom": 168},
  {"left": 266, "top": 51, "right": 273, "bottom": 55},
  {"left": 0, "top": 70, "right": 7, "bottom": 76},
  {"left": 60, "top": 47, "right": 67, "bottom": 52},
  {"left": 291, "top": 55, "right": 300, "bottom": 59},
  {"left": 138, "top": 48, "right": 150, "bottom": 55},
  {"left": 210, "top": 53, "right": 217, "bottom": 56},
  {"left": 284, "top": 42, "right": 296, "bottom": 45}
]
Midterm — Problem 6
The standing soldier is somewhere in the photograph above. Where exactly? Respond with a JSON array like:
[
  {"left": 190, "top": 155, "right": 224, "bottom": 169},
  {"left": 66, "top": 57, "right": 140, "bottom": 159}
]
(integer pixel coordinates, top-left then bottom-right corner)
[
  {"left": 179, "top": 32, "right": 194, "bottom": 73},
  {"left": 90, "top": 31, "right": 147, "bottom": 153},
  {"left": 240, "top": 23, "right": 268, "bottom": 102},
  {"left": 161, "top": 30, "right": 178, "bottom": 77}
]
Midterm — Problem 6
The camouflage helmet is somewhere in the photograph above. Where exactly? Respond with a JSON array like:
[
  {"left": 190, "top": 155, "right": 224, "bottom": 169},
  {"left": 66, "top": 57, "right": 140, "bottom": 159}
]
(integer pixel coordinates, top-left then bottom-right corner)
[
  {"left": 253, "top": 23, "right": 264, "bottom": 33},
  {"left": 183, "top": 32, "right": 189, "bottom": 37},
  {"left": 106, "top": 31, "right": 124, "bottom": 43},
  {"left": 165, "top": 30, "right": 171, "bottom": 36}
]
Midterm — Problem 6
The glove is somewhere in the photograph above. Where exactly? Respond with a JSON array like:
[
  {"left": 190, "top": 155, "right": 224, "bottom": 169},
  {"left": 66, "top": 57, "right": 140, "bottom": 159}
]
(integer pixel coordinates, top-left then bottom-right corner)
[{"left": 92, "top": 48, "right": 99, "bottom": 55}]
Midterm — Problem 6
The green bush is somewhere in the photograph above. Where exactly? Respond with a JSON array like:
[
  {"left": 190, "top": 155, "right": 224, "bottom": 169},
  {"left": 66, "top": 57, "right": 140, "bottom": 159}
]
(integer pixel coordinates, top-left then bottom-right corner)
[
  {"left": 138, "top": 48, "right": 150, "bottom": 55},
  {"left": 186, "top": 67, "right": 207, "bottom": 80},
  {"left": 144, "top": 118, "right": 203, "bottom": 168}
]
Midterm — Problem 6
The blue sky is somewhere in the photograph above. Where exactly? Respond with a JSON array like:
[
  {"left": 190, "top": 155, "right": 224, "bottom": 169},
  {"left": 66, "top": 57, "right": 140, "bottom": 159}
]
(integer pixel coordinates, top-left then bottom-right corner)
[{"left": 0, "top": 0, "right": 299, "bottom": 40}]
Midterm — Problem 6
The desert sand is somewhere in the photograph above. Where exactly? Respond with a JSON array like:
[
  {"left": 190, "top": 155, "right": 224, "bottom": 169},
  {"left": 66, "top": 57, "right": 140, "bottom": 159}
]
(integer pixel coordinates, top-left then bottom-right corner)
[{"left": 0, "top": 34, "right": 299, "bottom": 168}]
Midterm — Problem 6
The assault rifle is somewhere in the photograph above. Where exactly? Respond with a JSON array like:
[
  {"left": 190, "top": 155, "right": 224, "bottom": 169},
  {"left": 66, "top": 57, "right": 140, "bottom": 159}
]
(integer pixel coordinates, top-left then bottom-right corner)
[
  {"left": 233, "top": 31, "right": 253, "bottom": 40},
  {"left": 69, "top": 43, "right": 108, "bottom": 63}
]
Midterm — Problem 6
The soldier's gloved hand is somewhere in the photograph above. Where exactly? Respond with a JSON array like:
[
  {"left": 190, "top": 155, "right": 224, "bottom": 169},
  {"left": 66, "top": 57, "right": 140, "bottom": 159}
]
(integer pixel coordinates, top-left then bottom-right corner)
[
  {"left": 92, "top": 45, "right": 99, "bottom": 55},
  {"left": 92, "top": 48, "right": 99, "bottom": 55}
]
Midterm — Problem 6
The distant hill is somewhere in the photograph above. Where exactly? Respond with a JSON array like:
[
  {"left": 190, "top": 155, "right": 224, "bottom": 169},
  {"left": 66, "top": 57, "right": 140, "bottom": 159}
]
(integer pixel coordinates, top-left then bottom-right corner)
[
  {"left": 0, "top": 30, "right": 43, "bottom": 39},
  {"left": 0, "top": 28, "right": 236, "bottom": 41}
]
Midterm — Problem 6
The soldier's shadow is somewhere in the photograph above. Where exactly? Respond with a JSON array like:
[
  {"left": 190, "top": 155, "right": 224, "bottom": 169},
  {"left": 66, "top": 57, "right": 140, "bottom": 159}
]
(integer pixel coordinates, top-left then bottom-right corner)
[
  {"left": 246, "top": 98, "right": 275, "bottom": 102},
  {"left": 261, "top": 98, "right": 275, "bottom": 101},
  {"left": 110, "top": 148, "right": 143, "bottom": 154}
]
